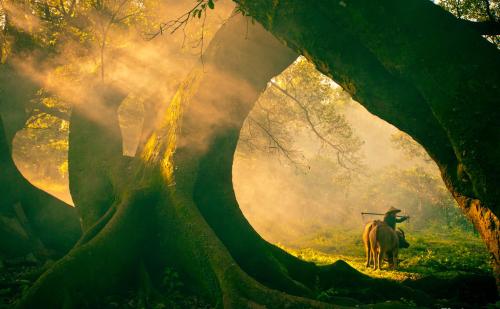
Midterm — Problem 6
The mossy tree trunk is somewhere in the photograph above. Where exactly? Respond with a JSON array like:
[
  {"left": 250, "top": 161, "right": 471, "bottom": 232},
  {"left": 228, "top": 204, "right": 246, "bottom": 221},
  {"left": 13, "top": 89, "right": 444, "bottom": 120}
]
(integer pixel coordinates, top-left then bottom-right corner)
[
  {"left": 16, "top": 13, "right": 309, "bottom": 308},
  {"left": 17, "top": 13, "right": 428, "bottom": 308},
  {"left": 13, "top": 0, "right": 499, "bottom": 305},
  {"left": 68, "top": 83, "right": 127, "bottom": 232},
  {"left": 235, "top": 0, "right": 500, "bottom": 288}
]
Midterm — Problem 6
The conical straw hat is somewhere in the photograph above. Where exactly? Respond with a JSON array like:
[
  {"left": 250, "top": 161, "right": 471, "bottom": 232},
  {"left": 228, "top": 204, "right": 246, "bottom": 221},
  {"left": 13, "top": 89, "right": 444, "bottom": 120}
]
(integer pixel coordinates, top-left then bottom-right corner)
[{"left": 385, "top": 206, "right": 401, "bottom": 214}]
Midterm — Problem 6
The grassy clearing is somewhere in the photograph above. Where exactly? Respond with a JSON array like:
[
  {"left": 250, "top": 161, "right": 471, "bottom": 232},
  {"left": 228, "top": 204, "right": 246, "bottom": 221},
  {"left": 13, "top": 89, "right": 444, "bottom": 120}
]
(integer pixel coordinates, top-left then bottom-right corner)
[{"left": 276, "top": 223, "right": 492, "bottom": 282}]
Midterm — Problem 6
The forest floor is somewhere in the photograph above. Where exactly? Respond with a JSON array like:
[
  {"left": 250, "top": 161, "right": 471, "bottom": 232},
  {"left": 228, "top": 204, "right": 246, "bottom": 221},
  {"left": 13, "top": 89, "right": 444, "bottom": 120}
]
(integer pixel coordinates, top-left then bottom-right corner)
[
  {"left": 276, "top": 223, "right": 498, "bottom": 308},
  {"left": 279, "top": 224, "right": 491, "bottom": 280},
  {"left": 1, "top": 225, "right": 498, "bottom": 308}
]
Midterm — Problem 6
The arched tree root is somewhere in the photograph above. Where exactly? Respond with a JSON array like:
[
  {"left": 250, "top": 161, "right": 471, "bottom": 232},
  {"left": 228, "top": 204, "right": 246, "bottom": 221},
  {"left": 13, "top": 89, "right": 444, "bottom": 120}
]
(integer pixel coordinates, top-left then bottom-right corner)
[{"left": 16, "top": 187, "right": 413, "bottom": 309}]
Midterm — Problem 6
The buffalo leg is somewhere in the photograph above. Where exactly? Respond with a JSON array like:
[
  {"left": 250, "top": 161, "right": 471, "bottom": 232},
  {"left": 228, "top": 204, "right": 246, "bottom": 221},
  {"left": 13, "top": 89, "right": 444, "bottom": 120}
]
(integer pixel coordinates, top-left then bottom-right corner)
[
  {"left": 365, "top": 243, "right": 372, "bottom": 267},
  {"left": 392, "top": 248, "right": 399, "bottom": 269},
  {"left": 377, "top": 250, "right": 384, "bottom": 270}
]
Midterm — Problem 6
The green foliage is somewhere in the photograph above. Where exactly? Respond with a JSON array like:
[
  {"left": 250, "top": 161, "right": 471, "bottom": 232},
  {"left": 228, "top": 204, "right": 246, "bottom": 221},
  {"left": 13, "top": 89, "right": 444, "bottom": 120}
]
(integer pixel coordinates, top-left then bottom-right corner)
[
  {"left": 402, "top": 229, "right": 491, "bottom": 274},
  {"left": 1, "top": 0, "right": 171, "bottom": 84},
  {"left": 391, "top": 131, "right": 433, "bottom": 163},
  {"left": 192, "top": 0, "right": 215, "bottom": 19},
  {"left": 207, "top": 0, "right": 215, "bottom": 10},
  {"left": 437, "top": 0, "right": 499, "bottom": 22}
]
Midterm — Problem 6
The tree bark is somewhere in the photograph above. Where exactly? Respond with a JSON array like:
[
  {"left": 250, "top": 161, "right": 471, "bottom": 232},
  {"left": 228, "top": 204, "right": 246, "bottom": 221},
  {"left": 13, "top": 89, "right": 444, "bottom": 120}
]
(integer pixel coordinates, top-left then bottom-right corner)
[
  {"left": 68, "top": 83, "right": 127, "bottom": 231},
  {"left": 462, "top": 20, "right": 500, "bottom": 35}
]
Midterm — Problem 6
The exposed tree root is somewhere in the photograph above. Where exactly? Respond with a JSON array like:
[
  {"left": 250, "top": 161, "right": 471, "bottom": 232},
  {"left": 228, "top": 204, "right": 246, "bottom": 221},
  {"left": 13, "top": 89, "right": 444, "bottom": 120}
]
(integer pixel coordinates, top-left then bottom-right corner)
[
  {"left": 16, "top": 181, "right": 334, "bottom": 309},
  {"left": 17, "top": 189, "right": 155, "bottom": 308},
  {"left": 155, "top": 184, "right": 337, "bottom": 309},
  {"left": 16, "top": 176, "right": 438, "bottom": 308}
]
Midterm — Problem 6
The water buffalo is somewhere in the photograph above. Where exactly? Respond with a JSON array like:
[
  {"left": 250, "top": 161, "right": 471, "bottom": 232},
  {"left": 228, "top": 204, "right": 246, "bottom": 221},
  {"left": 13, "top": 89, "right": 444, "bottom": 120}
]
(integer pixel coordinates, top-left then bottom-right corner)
[{"left": 363, "top": 220, "right": 409, "bottom": 270}]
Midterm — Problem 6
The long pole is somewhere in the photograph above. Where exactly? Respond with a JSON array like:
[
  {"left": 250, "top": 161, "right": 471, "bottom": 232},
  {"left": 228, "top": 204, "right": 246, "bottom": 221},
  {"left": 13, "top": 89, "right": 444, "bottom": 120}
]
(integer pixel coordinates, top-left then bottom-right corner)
[{"left": 361, "top": 212, "right": 408, "bottom": 218}]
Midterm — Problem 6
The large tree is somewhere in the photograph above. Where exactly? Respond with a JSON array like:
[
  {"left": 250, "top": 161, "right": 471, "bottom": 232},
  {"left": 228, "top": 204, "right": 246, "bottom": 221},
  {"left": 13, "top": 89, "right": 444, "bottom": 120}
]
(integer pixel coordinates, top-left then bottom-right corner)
[
  {"left": 3, "top": 0, "right": 499, "bottom": 308},
  {"left": 15, "top": 10, "right": 432, "bottom": 308}
]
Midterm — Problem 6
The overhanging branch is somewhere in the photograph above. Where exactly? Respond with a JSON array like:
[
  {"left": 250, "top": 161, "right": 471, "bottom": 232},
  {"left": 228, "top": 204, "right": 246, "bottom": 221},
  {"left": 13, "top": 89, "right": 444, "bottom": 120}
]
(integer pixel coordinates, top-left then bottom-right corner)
[{"left": 463, "top": 20, "right": 500, "bottom": 35}]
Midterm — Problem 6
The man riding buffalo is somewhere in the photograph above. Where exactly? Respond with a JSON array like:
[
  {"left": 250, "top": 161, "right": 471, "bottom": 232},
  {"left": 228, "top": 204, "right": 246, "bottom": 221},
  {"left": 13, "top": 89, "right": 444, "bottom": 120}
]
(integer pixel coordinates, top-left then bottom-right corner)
[{"left": 363, "top": 207, "right": 410, "bottom": 269}]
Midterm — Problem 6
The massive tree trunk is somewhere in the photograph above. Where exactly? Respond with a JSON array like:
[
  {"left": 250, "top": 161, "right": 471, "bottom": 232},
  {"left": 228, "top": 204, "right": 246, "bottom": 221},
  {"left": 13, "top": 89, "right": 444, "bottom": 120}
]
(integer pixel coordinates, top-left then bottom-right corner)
[
  {"left": 17, "top": 13, "right": 306, "bottom": 308},
  {"left": 17, "top": 13, "right": 431, "bottom": 308},
  {"left": 234, "top": 0, "right": 500, "bottom": 288}
]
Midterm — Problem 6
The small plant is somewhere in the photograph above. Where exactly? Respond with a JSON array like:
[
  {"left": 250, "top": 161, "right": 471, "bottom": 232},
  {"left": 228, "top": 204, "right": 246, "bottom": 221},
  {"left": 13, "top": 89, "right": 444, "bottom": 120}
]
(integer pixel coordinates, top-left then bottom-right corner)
[
  {"left": 316, "top": 288, "right": 340, "bottom": 302},
  {"left": 162, "top": 267, "right": 183, "bottom": 297},
  {"left": 316, "top": 287, "right": 356, "bottom": 302},
  {"left": 399, "top": 297, "right": 417, "bottom": 307}
]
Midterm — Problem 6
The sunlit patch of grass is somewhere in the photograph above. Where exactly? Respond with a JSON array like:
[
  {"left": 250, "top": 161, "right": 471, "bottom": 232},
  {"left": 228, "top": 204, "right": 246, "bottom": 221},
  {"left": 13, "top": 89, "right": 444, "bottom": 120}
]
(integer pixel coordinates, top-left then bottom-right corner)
[
  {"left": 279, "top": 245, "right": 421, "bottom": 281},
  {"left": 277, "top": 226, "right": 492, "bottom": 282}
]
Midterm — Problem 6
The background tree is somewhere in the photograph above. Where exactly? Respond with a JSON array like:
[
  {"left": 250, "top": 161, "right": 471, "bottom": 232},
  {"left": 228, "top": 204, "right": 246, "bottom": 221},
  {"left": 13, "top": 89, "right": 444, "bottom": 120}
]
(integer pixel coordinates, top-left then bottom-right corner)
[{"left": 239, "top": 56, "right": 364, "bottom": 173}]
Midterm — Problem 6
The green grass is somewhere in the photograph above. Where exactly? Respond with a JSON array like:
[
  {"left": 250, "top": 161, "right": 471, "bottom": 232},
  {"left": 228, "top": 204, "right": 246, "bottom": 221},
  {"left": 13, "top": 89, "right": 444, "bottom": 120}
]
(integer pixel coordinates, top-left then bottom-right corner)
[{"left": 276, "top": 224, "right": 492, "bottom": 282}]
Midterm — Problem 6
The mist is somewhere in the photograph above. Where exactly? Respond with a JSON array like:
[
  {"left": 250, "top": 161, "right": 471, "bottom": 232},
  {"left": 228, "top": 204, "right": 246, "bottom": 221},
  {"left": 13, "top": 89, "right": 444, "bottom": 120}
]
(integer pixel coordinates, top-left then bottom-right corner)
[
  {"left": 5, "top": 0, "right": 235, "bottom": 204},
  {"left": 4, "top": 1, "right": 467, "bottom": 253},
  {"left": 233, "top": 67, "right": 466, "bottom": 249}
]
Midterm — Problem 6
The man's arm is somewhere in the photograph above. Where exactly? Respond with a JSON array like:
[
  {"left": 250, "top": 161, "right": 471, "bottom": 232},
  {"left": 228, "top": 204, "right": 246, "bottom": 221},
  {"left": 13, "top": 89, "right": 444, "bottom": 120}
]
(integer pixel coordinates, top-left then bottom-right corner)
[{"left": 395, "top": 216, "right": 409, "bottom": 223}]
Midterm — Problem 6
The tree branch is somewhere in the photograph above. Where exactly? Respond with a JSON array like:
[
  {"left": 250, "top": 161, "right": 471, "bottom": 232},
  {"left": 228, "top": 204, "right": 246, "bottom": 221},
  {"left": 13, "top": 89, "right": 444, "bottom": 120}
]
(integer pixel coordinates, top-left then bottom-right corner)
[
  {"left": 269, "top": 81, "right": 361, "bottom": 171},
  {"left": 463, "top": 20, "right": 500, "bottom": 35},
  {"left": 247, "top": 115, "right": 302, "bottom": 166},
  {"left": 147, "top": 0, "right": 211, "bottom": 39},
  {"left": 483, "top": 0, "right": 495, "bottom": 22}
]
